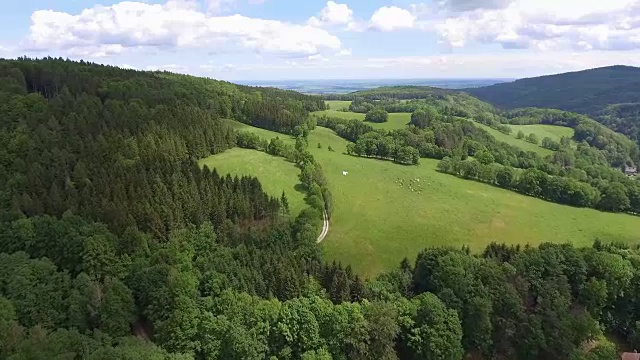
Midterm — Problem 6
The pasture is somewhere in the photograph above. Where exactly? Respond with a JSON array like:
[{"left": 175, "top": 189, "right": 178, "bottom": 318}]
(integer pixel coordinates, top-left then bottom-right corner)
[
  {"left": 199, "top": 148, "right": 306, "bottom": 217},
  {"left": 325, "top": 100, "right": 351, "bottom": 111},
  {"left": 471, "top": 122, "right": 554, "bottom": 156},
  {"left": 209, "top": 120, "right": 640, "bottom": 279},
  {"left": 510, "top": 124, "right": 575, "bottom": 142},
  {"left": 311, "top": 109, "right": 411, "bottom": 131}
]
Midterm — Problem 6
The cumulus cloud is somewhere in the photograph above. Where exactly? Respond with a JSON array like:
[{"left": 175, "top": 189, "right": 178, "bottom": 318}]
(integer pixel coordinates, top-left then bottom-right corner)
[
  {"left": 308, "top": 1, "right": 353, "bottom": 26},
  {"left": 430, "top": 0, "right": 640, "bottom": 51},
  {"left": 369, "top": 6, "right": 416, "bottom": 31},
  {"left": 26, "top": 0, "right": 341, "bottom": 58},
  {"left": 307, "top": 2, "right": 367, "bottom": 31}
]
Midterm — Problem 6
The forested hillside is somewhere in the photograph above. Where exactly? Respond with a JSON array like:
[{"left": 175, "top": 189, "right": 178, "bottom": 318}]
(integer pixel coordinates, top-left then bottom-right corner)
[
  {"left": 467, "top": 66, "right": 640, "bottom": 146},
  {"left": 3, "top": 58, "right": 640, "bottom": 360},
  {"left": 466, "top": 66, "right": 640, "bottom": 113}
]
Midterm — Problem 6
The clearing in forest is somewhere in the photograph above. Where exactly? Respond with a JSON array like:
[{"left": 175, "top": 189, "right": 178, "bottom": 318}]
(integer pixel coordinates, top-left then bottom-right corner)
[
  {"left": 208, "top": 121, "right": 640, "bottom": 279},
  {"left": 311, "top": 109, "right": 411, "bottom": 131},
  {"left": 474, "top": 122, "right": 573, "bottom": 156},
  {"left": 509, "top": 124, "right": 575, "bottom": 142},
  {"left": 199, "top": 148, "right": 306, "bottom": 216},
  {"left": 325, "top": 100, "right": 351, "bottom": 111}
]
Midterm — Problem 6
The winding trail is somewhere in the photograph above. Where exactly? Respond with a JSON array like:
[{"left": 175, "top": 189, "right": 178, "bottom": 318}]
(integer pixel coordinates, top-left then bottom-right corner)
[{"left": 317, "top": 211, "right": 329, "bottom": 243}]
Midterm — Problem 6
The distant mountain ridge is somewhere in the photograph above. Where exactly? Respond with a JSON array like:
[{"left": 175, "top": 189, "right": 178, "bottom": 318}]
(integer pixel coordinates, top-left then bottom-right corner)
[
  {"left": 239, "top": 78, "right": 510, "bottom": 94},
  {"left": 466, "top": 65, "right": 640, "bottom": 113},
  {"left": 466, "top": 65, "right": 640, "bottom": 144}
]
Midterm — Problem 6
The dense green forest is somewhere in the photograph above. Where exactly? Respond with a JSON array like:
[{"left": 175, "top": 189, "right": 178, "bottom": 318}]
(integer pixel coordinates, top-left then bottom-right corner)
[
  {"left": 466, "top": 65, "right": 640, "bottom": 147},
  {"left": 3, "top": 58, "right": 640, "bottom": 359}
]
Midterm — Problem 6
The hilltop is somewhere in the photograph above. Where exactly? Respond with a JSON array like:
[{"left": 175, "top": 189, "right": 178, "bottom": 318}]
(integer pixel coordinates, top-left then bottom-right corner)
[{"left": 466, "top": 65, "right": 640, "bottom": 113}]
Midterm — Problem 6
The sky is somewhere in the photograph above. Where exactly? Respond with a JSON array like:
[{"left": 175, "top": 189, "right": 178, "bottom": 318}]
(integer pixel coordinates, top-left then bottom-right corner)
[{"left": 2, "top": 0, "right": 640, "bottom": 80}]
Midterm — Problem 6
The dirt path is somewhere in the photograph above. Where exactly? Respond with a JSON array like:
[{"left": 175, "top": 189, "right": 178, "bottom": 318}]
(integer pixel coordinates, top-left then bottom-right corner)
[{"left": 317, "top": 211, "right": 329, "bottom": 243}]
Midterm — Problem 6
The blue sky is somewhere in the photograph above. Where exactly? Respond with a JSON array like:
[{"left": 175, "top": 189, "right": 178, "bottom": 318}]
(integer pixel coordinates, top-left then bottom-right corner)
[{"left": 2, "top": 0, "right": 640, "bottom": 80}]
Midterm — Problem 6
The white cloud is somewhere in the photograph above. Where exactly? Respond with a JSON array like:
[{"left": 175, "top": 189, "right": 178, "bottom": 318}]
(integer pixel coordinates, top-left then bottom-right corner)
[
  {"left": 370, "top": 6, "right": 416, "bottom": 31},
  {"left": 206, "top": 0, "right": 265, "bottom": 14},
  {"left": 429, "top": 0, "right": 640, "bottom": 51},
  {"left": 307, "top": 1, "right": 367, "bottom": 31},
  {"left": 26, "top": 0, "right": 341, "bottom": 58},
  {"left": 337, "top": 48, "right": 352, "bottom": 56},
  {"left": 207, "top": 0, "right": 235, "bottom": 14},
  {"left": 308, "top": 54, "right": 329, "bottom": 62},
  {"left": 308, "top": 1, "right": 353, "bottom": 27}
]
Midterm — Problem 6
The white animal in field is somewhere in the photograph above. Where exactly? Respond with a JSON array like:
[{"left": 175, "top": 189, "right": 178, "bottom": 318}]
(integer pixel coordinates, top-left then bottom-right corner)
[{"left": 342, "top": 171, "right": 348, "bottom": 176}]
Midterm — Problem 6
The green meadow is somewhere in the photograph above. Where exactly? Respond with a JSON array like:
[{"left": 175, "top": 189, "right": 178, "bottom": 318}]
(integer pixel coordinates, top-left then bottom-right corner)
[
  {"left": 510, "top": 124, "right": 575, "bottom": 142},
  {"left": 199, "top": 148, "right": 306, "bottom": 217},
  {"left": 471, "top": 121, "right": 555, "bottom": 156},
  {"left": 205, "top": 120, "right": 640, "bottom": 278},
  {"left": 311, "top": 109, "right": 411, "bottom": 131},
  {"left": 325, "top": 100, "right": 352, "bottom": 111}
]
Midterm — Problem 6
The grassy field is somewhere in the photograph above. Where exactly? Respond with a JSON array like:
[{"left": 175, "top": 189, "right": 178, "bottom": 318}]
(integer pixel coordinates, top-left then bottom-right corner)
[
  {"left": 210, "top": 120, "right": 640, "bottom": 278},
  {"left": 312, "top": 110, "right": 411, "bottom": 131},
  {"left": 309, "top": 127, "right": 640, "bottom": 278},
  {"left": 471, "top": 122, "right": 554, "bottom": 156},
  {"left": 199, "top": 148, "right": 306, "bottom": 216},
  {"left": 325, "top": 100, "right": 351, "bottom": 111},
  {"left": 222, "top": 119, "right": 296, "bottom": 145},
  {"left": 510, "top": 124, "right": 575, "bottom": 142}
]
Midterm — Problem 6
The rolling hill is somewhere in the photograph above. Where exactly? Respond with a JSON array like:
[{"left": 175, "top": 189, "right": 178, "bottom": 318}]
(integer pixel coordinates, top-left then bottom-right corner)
[
  {"left": 466, "top": 65, "right": 640, "bottom": 113},
  {"left": 467, "top": 66, "right": 640, "bottom": 145},
  {"left": 207, "top": 120, "right": 640, "bottom": 278}
]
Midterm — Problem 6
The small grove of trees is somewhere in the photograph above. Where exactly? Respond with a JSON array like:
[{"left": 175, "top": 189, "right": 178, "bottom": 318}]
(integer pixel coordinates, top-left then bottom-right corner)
[
  {"left": 314, "top": 115, "right": 374, "bottom": 142},
  {"left": 410, "top": 107, "right": 439, "bottom": 128},
  {"left": 346, "top": 132, "right": 420, "bottom": 165},
  {"left": 474, "top": 111, "right": 512, "bottom": 134},
  {"left": 365, "top": 108, "right": 389, "bottom": 123},
  {"left": 526, "top": 133, "right": 539, "bottom": 144},
  {"left": 541, "top": 136, "right": 562, "bottom": 151}
]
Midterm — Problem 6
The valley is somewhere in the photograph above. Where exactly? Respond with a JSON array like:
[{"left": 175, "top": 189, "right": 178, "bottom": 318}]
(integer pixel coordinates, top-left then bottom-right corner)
[{"left": 206, "top": 119, "right": 640, "bottom": 278}]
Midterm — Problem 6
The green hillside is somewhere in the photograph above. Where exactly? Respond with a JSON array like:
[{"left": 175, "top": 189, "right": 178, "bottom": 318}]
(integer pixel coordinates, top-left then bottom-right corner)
[
  {"left": 467, "top": 66, "right": 640, "bottom": 146},
  {"left": 471, "top": 122, "right": 554, "bottom": 156},
  {"left": 467, "top": 65, "right": 640, "bottom": 113},
  {"left": 510, "top": 124, "right": 575, "bottom": 142},
  {"left": 311, "top": 109, "right": 411, "bottom": 130},
  {"left": 222, "top": 121, "right": 640, "bottom": 278}
]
